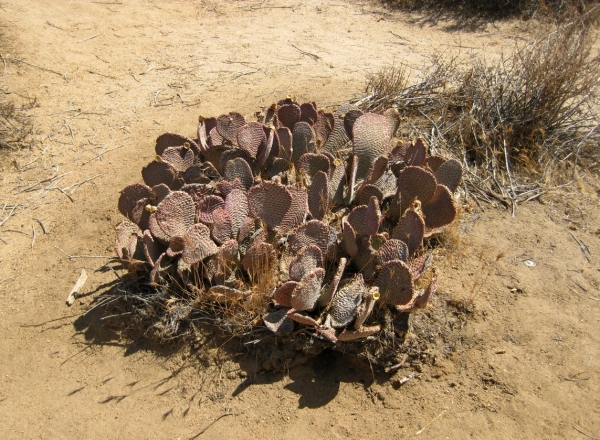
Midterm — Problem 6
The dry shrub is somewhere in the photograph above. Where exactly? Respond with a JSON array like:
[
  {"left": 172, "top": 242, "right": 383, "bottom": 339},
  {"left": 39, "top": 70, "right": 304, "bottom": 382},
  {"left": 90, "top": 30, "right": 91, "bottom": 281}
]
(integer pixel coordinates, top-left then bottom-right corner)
[
  {"left": 381, "top": 0, "right": 599, "bottom": 23},
  {"left": 359, "top": 19, "right": 600, "bottom": 205}
]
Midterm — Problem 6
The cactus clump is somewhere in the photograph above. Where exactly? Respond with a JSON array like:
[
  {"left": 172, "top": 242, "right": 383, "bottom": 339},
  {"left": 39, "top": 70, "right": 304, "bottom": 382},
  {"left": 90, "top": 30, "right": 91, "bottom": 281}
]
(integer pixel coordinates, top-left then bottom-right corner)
[{"left": 114, "top": 97, "right": 462, "bottom": 369}]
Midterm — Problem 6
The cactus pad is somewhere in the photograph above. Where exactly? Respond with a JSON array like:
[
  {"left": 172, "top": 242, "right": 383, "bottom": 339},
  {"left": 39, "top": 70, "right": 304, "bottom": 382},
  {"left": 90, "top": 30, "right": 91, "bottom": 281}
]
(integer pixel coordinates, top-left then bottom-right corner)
[
  {"left": 182, "top": 223, "right": 218, "bottom": 264},
  {"left": 142, "top": 161, "right": 176, "bottom": 188},
  {"left": 216, "top": 112, "right": 246, "bottom": 144},
  {"left": 435, "top": 158, "right": 463, "bottom": 193},
  {"left": 223, "top": 157, "right": 254, "bottom": 190},
  {"left": 329, "top": 275, "right": 366, "bottom": 328},
  {"left": 248, "top": 181, "right": 292, "bottom": 231},
  {"left": 290, "top": 268, "right": 325, "bottom": 312},
  {"left": 156, "top": 191, "right": 195, "bottom": 238},
  {"left": 422, "top": 185, "right": 457, "bottom": 229},
  {"left": 352, "top": 112, "right": 394, "bottom": 179},
  {"left": 289, "top": 245, "right": 323, "bottom": 282},
  {"left": 397, "top": 166, "right": 437, "bottom": 214},
  {"left": 237, "top": 122, "right": 266, "bottom": 159},
  {"left": 374, "top": 259, "right": 414, "bottom": 306}
]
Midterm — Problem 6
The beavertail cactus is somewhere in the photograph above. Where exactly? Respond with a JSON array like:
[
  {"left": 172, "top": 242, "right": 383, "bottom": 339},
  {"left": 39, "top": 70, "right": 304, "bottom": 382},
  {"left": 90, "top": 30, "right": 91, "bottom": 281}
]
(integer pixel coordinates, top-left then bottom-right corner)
[{"left": 114, "top": 97, "right": 462, "bottom": 351}]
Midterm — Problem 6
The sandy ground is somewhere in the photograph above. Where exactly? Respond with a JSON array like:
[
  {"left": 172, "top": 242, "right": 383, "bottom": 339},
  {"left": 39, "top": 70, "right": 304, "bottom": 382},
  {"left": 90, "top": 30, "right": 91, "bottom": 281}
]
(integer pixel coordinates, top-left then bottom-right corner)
[{"left": 0, "top": 1, "right": 599, "bottom": 439}]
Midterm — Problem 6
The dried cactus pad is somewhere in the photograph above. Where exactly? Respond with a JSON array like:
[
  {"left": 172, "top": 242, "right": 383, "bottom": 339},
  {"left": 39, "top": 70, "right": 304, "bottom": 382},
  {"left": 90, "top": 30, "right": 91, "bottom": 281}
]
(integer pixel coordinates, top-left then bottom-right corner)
[
  {"left": 197, "top": 116, "right": 217, "bottom": 152},
  {"left": 410, "top": 252, "right": 433, "bottom": 281},
  {"left": 290, "top": 268, "right": 325, "bottom": 312},
  {"left": 182, "top": 223, "right": 218, "bottom": 264},
  {"left": 273, "top": 280, "right": 299, "bottom": 308},
  {"left": 414, "top": 273, "right": 437, "bottom": 309},
  {"left": 379, "top": 239, "right": 409, "bottom": 263},
  {"left": 263, "top": 308, "right": 294, "bottom": 336},
  {"left": 208, "top": 285, "right": 250, "bottom": 302},
  {"left": 289, "top": 245, "right": 323, "bottom": 282},
  {"left": 248, "top": 181, "right": 292, "bottom": 230},
  {"left": 375, "top": 259, "right": 414, "bottom": 306},
  {"left": 156, "top": 191, "right": 195, "bottom": 238},
  {"left": 329, "top": 275, "right": 366, "bottom": 328}
]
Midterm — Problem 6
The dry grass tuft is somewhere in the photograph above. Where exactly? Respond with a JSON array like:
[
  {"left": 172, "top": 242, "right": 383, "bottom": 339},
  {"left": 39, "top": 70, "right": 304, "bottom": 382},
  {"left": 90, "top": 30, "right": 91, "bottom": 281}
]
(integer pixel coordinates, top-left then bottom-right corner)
[
  {"left": 358, "top": 19, "right": 600, "bottom": 208},
  {"left": 0, "top": 90, "right": 37, "bottom": 150},
  {"left": 0, "top": 24, "right": 37, "bottom": 152}
]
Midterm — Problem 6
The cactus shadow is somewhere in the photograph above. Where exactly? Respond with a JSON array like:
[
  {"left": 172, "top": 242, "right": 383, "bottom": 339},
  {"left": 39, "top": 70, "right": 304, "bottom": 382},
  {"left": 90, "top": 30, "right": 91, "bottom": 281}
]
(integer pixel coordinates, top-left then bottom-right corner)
[
  {"left": 232, "top": 349, "right": 381, "bottom": 409},
  {"left": 285, "top": 350, "right": 378, "bottom": 408},
  {"left": 72, "top": 283, "right": 182, "bottom": 358}
]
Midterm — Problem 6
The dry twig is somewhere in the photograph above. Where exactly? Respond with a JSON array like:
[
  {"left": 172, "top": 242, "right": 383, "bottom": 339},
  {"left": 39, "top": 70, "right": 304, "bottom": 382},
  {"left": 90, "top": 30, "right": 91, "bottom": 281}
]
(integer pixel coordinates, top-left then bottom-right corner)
[{"left": 66, "top": 269, "right": 88, "bottom": 306}]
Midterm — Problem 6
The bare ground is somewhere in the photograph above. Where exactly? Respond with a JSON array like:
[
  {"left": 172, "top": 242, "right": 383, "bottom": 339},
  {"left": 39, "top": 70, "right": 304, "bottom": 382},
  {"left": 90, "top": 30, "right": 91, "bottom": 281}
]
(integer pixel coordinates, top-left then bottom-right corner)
[{"left": 0, "top": 1, "right": 598, "bottom": 439}]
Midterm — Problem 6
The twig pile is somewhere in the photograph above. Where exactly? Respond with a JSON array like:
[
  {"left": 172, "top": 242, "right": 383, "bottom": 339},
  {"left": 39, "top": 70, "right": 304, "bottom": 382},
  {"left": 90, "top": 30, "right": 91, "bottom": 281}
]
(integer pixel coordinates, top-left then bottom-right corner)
[{"left": 111, "top": 97, "right": 462, "bottom": 368}]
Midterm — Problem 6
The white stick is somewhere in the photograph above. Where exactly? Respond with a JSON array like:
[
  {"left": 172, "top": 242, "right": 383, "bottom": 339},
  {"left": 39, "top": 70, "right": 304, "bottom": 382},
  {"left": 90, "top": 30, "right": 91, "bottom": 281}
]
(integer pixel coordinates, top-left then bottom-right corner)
[{"left": 66, "top": 269, "right": 88, "bottom": 306}]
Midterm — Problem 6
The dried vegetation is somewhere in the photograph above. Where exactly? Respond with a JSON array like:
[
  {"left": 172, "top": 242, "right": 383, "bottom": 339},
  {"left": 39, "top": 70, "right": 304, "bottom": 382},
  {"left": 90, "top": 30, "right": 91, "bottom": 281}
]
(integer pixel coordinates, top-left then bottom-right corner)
[
  {"left": 381, "top": 0, "right": 599, "bottom": 23},
  {"left": 0, "top": 23, "right": 36, "bottom": 152},
  {"left": 358, "top": 18, "right": 600, "bottom": 210}
]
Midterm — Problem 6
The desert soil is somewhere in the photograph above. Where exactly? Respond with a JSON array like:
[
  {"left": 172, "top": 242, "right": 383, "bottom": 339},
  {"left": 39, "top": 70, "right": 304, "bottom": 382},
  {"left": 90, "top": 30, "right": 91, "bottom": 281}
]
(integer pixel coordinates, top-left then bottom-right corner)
[{"left": 0, "top": 1, "right": 599, "bottom": 439}]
